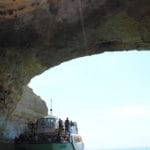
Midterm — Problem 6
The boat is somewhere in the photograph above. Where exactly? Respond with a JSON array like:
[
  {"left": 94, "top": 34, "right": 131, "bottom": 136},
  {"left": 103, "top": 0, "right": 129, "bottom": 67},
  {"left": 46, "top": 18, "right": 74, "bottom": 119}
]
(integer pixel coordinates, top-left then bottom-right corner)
[{"left": 14, "top": 101, "right": 84, "bottom": 150}]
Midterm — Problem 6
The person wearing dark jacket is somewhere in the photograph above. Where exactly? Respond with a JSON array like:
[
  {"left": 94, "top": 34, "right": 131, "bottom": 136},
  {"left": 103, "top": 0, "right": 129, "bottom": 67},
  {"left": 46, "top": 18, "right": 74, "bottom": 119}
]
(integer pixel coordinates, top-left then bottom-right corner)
[{"left": 65, "top": 117, "right": 70, "bottom": 134}]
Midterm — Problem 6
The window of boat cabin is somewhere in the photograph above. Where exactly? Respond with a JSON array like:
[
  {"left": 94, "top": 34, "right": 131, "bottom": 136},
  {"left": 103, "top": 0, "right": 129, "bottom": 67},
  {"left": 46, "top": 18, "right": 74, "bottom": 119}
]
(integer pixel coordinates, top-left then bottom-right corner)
[
  {"left": 37, "top": 118, "right": 56, "bottom": 128},
  {"left": 47, "top": 118, "right": 56, "bottom": 127}
]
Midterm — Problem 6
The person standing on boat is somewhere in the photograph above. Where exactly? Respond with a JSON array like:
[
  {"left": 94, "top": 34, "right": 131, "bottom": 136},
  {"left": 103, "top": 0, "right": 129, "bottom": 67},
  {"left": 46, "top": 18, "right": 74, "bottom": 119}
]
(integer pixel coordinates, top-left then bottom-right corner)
[
  {"left": 73, "top": 122, "right": 78, "bottom": 134},
  {"left": 59, "top": 118, "right": 63, "bottom": 131},
  {"left": 65, "top": 117, "right": 70, "bottom": 134},
  {"left": 59, "top": 118, "right": 63, "bottom": 128},
  {"left": 70, "top": 121, "right": 77, "bottom": 134}
]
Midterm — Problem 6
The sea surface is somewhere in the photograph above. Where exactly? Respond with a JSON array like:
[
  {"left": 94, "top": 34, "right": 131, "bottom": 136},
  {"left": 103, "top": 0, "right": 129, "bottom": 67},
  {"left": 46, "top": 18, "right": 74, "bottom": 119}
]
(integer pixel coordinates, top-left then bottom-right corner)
[
  {"left": 0, "top": 144, "right": 149, "bottom": 150},
  {"left": 85, "top": 148, "right": 150, "bottom": 150},
  {"left": 0, "top": 144, "right": 15, "bottom": 150}
]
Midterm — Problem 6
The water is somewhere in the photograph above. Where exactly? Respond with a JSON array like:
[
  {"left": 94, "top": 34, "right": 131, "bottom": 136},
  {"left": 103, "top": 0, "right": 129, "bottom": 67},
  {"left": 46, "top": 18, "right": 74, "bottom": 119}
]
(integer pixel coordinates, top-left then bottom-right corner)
[
  {"left": 0, "top": 144, "right": 15, "bottom": 150},
  {"left": 0, "top": 144, "right": 149, "bottom": 150},
  {"left": 85, "top": 148, "right": 150, "bottom": 150}
]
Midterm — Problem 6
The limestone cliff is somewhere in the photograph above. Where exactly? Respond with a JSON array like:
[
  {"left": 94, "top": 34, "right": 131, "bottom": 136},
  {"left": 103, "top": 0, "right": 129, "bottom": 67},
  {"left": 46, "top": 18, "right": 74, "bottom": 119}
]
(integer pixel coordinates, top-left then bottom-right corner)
[{"left": 0, "top": 86, "right": 48, "bottom": 142}]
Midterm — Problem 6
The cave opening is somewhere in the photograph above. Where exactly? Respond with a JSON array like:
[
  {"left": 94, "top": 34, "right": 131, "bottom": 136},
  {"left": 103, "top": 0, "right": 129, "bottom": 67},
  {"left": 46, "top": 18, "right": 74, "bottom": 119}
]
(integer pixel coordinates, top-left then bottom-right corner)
[
  {"left": 28, "top": 50, "right": 150, "bottom": 149},
  {"left": 0, "top": 0, "right": 149, "bottom": 149}
]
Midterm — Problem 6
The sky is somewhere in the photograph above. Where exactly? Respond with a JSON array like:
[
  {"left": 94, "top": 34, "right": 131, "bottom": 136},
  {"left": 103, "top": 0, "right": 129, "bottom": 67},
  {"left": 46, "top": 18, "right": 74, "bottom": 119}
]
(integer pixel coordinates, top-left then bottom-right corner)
[{"left": 28, "top": 50, "right": 150, "bottom": 149}]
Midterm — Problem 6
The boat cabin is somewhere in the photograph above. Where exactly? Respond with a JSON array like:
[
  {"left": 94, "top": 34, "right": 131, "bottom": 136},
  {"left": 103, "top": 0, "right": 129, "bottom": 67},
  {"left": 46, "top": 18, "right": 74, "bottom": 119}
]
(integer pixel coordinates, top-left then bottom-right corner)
[{"left": 36, "top": 115, "right": 59, "bottom": 134}]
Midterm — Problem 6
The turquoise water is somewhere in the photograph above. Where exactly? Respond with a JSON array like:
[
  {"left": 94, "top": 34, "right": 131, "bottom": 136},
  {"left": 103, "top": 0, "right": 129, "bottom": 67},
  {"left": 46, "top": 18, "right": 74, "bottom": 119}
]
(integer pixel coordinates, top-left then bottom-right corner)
[
  {"left": 85, "top": 147, "right": 150, "bottom": 150},
  {"left": 0, "top": 144, "right": 15, "bottom": 150},
  {"left": 86, "top": 148, "right": 150, "bottom": 150},
  {"left": 0, "top": 145, "right": 149, "bottom": 150}
]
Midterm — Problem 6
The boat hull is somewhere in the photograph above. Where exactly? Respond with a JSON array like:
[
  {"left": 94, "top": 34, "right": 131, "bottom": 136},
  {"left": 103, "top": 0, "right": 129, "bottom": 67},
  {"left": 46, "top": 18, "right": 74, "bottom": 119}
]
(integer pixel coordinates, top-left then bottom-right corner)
[{"left": 15, "top": 143, "right": 75, "bottom": 150}]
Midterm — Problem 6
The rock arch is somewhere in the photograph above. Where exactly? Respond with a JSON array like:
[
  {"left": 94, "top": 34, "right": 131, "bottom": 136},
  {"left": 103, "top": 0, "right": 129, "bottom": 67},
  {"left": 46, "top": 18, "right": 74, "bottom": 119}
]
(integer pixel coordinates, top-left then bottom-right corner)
[{"left": 0, "top": 1, "right": 150, "bottom": 137}]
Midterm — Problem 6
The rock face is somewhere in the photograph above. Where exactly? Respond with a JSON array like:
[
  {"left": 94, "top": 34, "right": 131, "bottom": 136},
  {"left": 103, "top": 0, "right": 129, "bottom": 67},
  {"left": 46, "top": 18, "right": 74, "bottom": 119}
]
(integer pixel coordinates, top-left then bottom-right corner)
[
  {"left": 0, "top": 86, "right": 48, "bottom": 142},
  {"left": 0, "top": 0, "right": 150, "bottom": 141}
]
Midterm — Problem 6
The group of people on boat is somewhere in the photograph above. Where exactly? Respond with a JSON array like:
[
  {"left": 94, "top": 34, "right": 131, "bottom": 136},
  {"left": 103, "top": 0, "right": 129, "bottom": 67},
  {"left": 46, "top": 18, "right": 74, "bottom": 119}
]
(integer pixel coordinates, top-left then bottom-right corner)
[
  {"left": 14, "top": 132, "right": 70, "bottom": 144},
  {"left": 14, "top": 116, "right": 78, "bottom": 144},
  {"left": 59, "top": 117, "right": 78, "bottom": 135}
]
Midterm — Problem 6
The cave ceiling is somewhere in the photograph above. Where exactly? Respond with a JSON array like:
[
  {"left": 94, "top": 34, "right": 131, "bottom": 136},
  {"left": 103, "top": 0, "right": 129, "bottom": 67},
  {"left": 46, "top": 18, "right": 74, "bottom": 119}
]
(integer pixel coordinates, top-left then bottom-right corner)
[{"left": 0, "top": 0, "right": 150, "bottom": 107}]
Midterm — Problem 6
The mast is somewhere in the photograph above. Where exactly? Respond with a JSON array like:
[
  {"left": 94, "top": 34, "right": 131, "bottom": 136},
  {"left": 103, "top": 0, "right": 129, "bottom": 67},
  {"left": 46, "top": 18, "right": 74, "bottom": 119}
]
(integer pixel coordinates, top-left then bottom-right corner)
[{"left": 50, "top": 99, "right": 53, "bottom": 115}]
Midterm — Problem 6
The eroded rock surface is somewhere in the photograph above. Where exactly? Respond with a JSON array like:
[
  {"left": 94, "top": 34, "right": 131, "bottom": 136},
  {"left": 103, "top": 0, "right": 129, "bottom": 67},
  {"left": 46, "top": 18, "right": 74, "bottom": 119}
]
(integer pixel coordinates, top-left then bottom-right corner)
[
  {"left": 0, "top": 86, "right": 48, "bottom": 142},
  {"left": 0, "top": 0, "right": 150, "bottom": 141}
]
